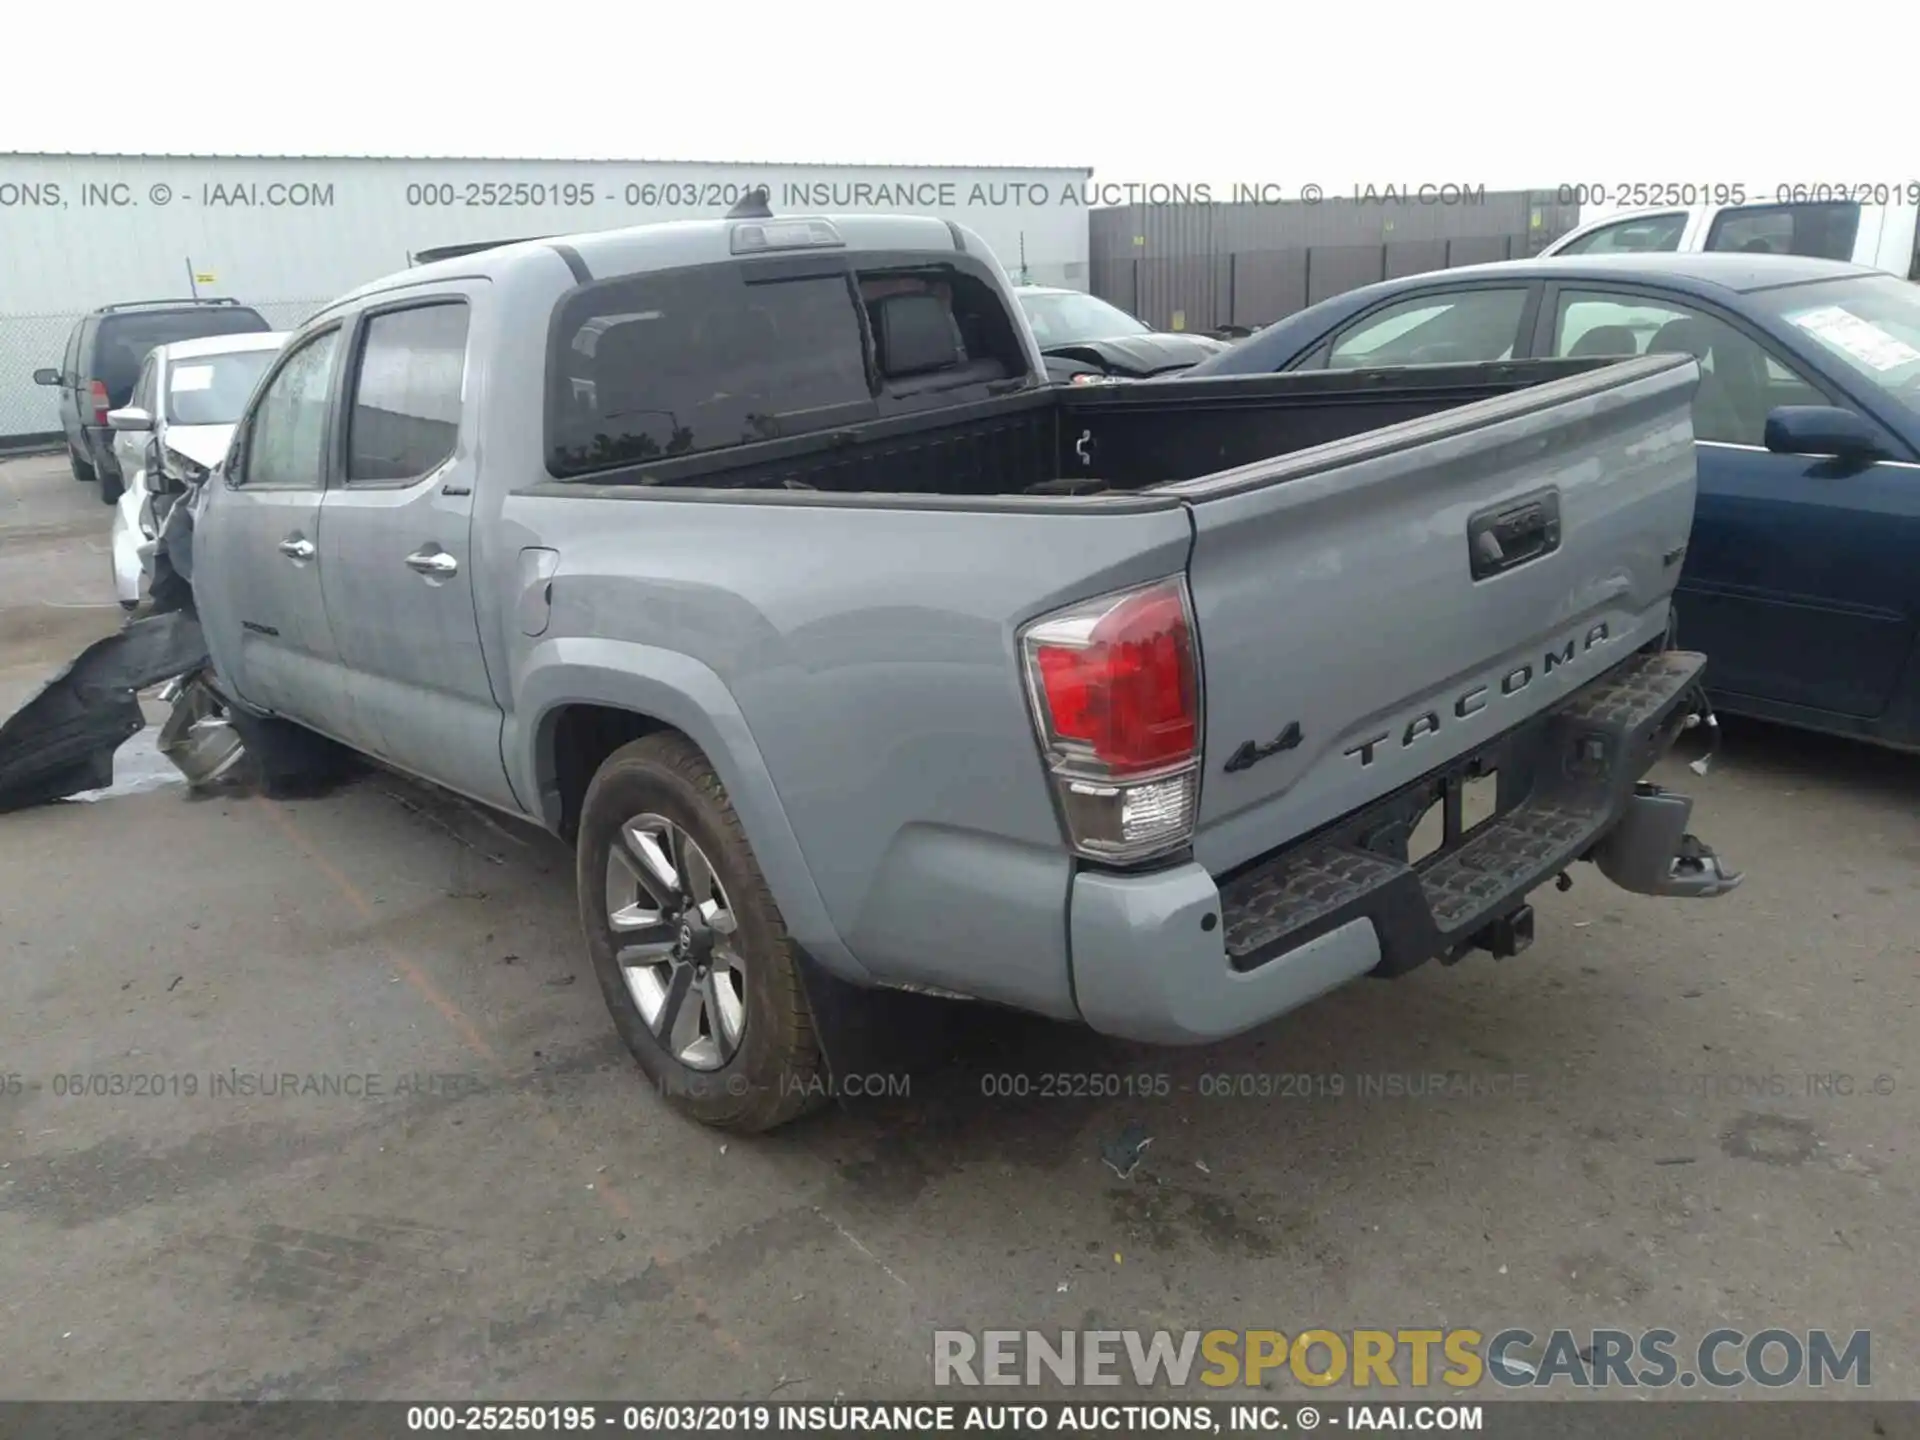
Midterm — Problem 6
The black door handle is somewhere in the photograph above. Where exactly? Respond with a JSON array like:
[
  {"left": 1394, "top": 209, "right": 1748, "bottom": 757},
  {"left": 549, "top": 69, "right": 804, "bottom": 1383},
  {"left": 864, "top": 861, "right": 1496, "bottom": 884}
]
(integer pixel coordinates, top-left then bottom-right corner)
[{"left": 1468, "top": 487, "right": 1561, "bottom": 581}]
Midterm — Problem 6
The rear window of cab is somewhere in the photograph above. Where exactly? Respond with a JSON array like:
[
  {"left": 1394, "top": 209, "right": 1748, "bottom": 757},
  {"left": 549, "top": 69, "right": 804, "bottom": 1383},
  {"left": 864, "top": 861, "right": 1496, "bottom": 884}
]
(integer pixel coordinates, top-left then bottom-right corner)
[{"left": 543, "top": 257, "right": 1028, "bottom": 479}]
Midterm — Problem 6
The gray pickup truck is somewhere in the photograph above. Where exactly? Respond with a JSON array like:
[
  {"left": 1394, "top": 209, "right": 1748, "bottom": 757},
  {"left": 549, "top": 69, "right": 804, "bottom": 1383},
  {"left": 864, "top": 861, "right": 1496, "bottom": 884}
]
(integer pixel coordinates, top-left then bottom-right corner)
[{"left": 179, "top": 212, "right": 1740, "bottom": 1131}]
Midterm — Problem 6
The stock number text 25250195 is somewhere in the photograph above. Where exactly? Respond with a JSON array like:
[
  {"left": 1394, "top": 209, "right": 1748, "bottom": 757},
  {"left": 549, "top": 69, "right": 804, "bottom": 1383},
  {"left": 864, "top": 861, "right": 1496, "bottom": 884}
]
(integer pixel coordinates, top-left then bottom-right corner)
[
  {"left": 401, "top": 181, "right": 779, "bottom": 210},
  {"left": 978, "top": 1072, "right": 1172, "bottom": 1100}
]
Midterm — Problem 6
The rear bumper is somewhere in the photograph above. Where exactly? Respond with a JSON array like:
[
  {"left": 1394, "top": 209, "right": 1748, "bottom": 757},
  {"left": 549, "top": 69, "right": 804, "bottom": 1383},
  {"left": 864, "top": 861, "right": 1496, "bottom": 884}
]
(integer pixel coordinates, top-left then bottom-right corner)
[{"left": 1069, "top": 647, "right": 1739, "bottom": 1045}]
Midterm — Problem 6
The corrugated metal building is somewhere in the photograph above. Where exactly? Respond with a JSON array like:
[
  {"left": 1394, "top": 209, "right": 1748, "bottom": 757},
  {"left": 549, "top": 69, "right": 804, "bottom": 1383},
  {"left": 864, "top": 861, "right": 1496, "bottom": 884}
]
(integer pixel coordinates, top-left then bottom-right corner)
[
  {"left": 1090, "top": 188, "right": 1580, "bottom": 333},
  {"left": 0, "top": 153, "right": 1093, "bottom": 441}
]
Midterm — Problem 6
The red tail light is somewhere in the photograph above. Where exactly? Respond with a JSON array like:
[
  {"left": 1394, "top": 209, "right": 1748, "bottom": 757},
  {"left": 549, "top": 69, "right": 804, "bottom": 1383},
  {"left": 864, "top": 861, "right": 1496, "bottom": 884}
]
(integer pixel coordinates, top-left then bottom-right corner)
[
  {"left": 1021, "top": 577, "right": 1203, "bottom": 863},
  {"left": 88, "top": 380, "right": 110, "bottom": 427},
  {"left": 1032, "top": 586, "right": 1196, "bottom": 774}
]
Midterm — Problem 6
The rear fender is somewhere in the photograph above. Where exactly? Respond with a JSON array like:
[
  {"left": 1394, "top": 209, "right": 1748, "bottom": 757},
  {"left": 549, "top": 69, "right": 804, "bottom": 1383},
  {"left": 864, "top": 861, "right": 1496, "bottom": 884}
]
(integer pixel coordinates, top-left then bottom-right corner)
[{"left": 509, "top": 636, "right": 867, "bottom": 982}]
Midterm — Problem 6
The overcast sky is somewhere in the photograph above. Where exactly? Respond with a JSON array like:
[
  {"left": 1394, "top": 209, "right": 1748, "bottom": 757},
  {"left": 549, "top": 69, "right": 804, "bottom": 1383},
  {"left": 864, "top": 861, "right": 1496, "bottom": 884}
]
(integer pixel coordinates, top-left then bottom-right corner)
[{"left": 4, "top": 0, "right": 1912, "bottom": 190}]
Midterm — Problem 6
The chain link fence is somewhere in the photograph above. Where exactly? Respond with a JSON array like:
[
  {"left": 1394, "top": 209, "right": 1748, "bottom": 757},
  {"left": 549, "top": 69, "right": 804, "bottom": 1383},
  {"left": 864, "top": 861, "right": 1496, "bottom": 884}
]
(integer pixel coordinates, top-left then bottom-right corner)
[{"left": 1, "top": 299, "right": 335, "bottom": 444}]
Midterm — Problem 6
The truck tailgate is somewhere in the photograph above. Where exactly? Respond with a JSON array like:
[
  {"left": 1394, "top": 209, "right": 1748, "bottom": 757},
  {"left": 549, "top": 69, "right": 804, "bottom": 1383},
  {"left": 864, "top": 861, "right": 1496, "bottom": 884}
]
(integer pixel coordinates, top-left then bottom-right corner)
[{"left": 1166, "top": 353, "right": 1701, "bottom": 878}]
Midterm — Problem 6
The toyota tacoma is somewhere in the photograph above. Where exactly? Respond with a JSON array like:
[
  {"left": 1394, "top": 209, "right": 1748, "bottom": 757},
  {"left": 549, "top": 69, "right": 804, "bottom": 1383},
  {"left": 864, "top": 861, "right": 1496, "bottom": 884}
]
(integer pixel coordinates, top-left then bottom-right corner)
[{"left": 161, "top": 211, "right": 1740, "bottom": 1130}]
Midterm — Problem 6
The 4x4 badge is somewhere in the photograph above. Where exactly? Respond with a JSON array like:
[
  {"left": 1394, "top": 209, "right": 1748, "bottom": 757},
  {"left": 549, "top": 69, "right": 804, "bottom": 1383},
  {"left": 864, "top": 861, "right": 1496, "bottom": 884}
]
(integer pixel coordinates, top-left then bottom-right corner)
[{"left": 1224, "top": 721, "right": 1303, "bottom": 774}]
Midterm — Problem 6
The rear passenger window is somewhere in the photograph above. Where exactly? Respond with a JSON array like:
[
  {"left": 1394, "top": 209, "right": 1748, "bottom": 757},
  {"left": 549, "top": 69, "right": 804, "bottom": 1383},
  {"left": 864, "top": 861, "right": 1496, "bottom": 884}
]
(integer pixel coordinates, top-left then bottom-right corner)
[
  {"left": 546, "top": 268, "right": 871, "bottom": 476},
  {"left": 1705, "top": 203, "right": 1860, "bottom": 261},
  {"left": 1327, "top": 288, "right": 1529, "bottom": 368},
  {"left": 347, "top": 302, "right": 470, "bottom": 483}
]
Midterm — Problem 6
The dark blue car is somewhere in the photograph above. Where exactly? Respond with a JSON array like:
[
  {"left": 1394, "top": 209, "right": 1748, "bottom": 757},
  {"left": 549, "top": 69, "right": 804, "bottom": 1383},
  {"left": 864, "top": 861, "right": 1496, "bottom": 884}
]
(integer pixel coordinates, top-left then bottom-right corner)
[{"left": 1186, "top": 254, "right": 1920, "bottom": 751}]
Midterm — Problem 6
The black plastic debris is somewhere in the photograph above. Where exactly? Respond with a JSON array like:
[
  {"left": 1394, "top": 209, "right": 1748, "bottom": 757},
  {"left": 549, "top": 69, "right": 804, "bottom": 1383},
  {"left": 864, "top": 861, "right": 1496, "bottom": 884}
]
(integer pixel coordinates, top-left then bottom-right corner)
[{"left": 0, "top": 609, "right": 211, "bottom": 814}]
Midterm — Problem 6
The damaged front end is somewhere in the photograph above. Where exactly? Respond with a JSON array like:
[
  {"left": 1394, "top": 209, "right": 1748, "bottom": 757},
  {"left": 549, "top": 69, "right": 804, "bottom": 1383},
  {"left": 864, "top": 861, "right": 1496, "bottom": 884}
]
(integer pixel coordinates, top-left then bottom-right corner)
[{"left": 0, "top": 492, "right": 245, "bottom": 814}]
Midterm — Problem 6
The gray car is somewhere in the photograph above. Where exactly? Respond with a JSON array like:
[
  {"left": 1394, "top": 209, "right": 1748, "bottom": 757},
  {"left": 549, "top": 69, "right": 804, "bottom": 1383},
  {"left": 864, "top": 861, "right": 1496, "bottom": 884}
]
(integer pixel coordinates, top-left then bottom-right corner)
[
  {"left": 33, "top": 297, "right": 271, "bottom": 503},
  {"left": 181, "top": 211, "right": 1739, "bottom": 1132}
]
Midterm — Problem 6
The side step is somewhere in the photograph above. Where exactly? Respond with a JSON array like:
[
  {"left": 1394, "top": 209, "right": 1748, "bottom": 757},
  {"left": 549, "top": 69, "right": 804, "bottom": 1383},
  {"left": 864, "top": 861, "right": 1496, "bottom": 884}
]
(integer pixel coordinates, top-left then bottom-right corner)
[{"left": 1217, "top": 647, "right": 1710, "bottom": 977}]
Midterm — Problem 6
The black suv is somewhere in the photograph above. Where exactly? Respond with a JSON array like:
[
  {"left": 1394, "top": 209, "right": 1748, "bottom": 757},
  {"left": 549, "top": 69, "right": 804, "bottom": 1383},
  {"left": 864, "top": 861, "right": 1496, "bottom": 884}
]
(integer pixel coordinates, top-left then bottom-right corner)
[{"left": 34, "top": 297, "right": 271, "bottom": 503}]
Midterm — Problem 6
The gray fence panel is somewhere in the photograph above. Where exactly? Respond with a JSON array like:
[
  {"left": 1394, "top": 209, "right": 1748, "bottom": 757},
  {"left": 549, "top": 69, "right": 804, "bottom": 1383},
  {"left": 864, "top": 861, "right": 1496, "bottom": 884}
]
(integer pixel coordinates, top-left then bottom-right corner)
[
  {"left": 1445, "top": 236, "right": 1514, "bottom": 267},
  {"left": 1384, "top": 240, "right": 1451, "bottom": 280},
  {"left": 1229, "top": 252, "right": 1308, "bottom": 328},
  {"left": 1082, "top": 191, "right": 1578, "bottom": 336},
  {"left": 1305, "top": 245, "right": 1388, "bottom": 307}
]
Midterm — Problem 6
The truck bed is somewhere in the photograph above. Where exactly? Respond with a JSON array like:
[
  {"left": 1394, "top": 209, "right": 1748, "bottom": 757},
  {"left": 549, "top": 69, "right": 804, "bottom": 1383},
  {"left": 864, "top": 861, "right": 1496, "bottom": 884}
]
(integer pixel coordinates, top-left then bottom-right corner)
[{"left": 535, "top": 357, "right": 1625, "bottom": 500}]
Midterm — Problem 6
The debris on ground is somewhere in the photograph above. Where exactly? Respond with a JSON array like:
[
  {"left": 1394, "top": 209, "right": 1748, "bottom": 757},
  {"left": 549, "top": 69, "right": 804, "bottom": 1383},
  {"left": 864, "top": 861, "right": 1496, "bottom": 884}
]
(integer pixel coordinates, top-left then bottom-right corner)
[
  {"left": 0, "top": 610, "right": 210, "bottom": 812},
  {"left": 1100, "top": 1122, "right": 1153, "bottom": 1180}
]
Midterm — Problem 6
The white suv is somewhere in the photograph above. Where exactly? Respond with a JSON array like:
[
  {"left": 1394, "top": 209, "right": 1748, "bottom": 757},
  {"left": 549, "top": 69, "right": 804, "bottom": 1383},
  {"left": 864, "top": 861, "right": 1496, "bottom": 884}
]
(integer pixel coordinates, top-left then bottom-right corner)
[
  {"left": 1542, "top": 200, "right": 1920, "bottom": 278},
  {"left": 103, "top": 330, "right": 287, "bottom": 608}
]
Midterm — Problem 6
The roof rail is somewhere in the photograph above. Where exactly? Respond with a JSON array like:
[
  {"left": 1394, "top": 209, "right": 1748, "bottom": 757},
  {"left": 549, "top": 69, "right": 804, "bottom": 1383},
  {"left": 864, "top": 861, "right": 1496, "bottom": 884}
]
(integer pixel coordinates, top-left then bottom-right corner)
[
  {"left": 408, "top": 236, "right": 550, "bottom": 266},
  {"left": 99, "top": 296, "right": 244, "bottom": 312}
]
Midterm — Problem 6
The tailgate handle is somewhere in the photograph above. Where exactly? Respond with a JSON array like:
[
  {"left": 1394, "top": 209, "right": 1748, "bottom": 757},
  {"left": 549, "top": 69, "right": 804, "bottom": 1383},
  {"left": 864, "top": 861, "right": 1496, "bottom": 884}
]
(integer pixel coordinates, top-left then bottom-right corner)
[{"left": 1468, "top": 488, "right": 1561, "bottom": 581}]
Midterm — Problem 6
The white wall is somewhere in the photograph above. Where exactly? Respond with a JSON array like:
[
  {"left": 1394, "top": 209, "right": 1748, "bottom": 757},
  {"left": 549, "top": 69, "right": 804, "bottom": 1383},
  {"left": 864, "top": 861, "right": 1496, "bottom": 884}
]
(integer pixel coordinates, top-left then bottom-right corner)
[{"left": 0, "top": 154, "right": 1093, "bottom": 437}]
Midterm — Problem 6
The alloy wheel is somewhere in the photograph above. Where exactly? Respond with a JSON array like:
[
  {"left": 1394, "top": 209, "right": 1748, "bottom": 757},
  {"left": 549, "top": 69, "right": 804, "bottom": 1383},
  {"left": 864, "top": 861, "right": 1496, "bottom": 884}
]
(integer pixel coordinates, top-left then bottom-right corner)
[{"left": 603, "top": 812, "right": 747, "bottom": 1071}]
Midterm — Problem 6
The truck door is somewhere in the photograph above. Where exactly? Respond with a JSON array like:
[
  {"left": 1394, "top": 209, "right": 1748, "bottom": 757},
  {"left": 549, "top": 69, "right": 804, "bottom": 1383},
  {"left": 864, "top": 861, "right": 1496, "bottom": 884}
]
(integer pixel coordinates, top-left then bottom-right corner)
[
  {"left": 315, "top": 288, "right": 515, "bottom": 810},
  {"left": 193, "top": 324, "right": 354, "bottom": 731}
]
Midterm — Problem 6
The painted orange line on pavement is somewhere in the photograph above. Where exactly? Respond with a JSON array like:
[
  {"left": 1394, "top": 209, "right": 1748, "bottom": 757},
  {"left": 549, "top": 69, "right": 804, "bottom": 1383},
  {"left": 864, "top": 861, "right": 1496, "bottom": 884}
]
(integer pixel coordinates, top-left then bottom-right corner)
[
  {"left": 255, "top": 796, "right": 497, "bottom": 1062},
  {"left": 253, "top": 793, "right": 749, "bottom": 1361}
]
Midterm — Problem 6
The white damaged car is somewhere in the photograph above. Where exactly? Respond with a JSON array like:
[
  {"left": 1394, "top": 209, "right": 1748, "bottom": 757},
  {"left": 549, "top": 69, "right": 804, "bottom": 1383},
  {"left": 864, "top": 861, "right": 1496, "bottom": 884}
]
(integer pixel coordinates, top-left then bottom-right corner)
[{"left": 105, "top": 330, "right": 288, "bottom": 608}]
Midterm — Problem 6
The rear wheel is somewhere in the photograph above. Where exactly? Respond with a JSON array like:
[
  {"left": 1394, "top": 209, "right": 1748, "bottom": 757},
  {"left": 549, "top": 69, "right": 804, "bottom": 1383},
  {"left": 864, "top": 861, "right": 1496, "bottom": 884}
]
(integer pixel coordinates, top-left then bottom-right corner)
[
  {"left": 98, "top": 463, "right": 122, "bottom": 506},
  {"left": 68, "top": 442, "right": 95, "bottom": 482},
  {"left": 576, "top": 733, "right": 824, "bottom": 1132}
]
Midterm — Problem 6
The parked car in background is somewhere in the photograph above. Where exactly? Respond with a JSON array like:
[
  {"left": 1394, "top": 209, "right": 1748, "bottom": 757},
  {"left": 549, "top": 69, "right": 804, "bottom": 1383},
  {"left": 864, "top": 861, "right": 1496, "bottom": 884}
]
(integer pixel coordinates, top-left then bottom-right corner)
[
  {"left": 1189, "top": 253, "right": 1920, "bottom": 751},
  {"left": 104, "top": 331, "right": 288, "bottom": 608},
  {"left": 1541, "top": 199, "right": 1919, "bottom": 278},
  {"left": 32, "top": 298, "right": 271, "bottom": 503},
  {"left": 1011, "top": 284, "right": 1229, "bottom": 381}
]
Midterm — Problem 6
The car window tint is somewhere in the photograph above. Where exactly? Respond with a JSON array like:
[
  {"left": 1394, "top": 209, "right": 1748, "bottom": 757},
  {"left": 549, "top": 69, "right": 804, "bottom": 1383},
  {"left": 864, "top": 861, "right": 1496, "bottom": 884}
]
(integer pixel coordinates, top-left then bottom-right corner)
[
  {"left": 546, "top": 268, "right": 871, "bottom": 476},
  {"left": 94, "top": 309, "right": 269, "bottom": 404},
  {"left": 1551, "top": 291, "right": 1826, "bottom": 445},
  {"left": 347, "top": 303, "right": 469, "bottom": 483},
  {"left": 243, "top": 330, "right": 340, "bottom": 489},
  {"left": 1328, "top": 289, "right": 1527, "bottom": 368},
  {"left": 63, "top": 323, "right": 83, "bottom": 379},
  {"left": 1706, "top": 203, "right": 1860, "bottom": 261},
  {"left": 1553, "top": 213, "right": 1688, "bottom": 255}
]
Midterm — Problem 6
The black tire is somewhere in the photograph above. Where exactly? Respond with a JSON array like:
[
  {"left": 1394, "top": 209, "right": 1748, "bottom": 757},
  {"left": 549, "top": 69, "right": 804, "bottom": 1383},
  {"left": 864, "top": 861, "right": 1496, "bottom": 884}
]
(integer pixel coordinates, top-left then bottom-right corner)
[
  {"left": 98, "top": 464, "right": 123, "bottom": 506},
  {"left": 577, "top": 732, "right": 824, "bottom": 1132},
  {"left": 68, "top": 443, "right": 95, "bottom": 482}
]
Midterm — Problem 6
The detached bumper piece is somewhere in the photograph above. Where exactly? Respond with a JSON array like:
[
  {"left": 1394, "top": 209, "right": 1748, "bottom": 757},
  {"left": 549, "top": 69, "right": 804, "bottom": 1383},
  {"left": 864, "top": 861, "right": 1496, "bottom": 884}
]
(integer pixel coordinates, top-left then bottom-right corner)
[
  {"left": 0, "top": 610, "right": 210, "bottom": 814},
  {"left": 1218, "top": 648, "right": 1740, "bottom": 980}
]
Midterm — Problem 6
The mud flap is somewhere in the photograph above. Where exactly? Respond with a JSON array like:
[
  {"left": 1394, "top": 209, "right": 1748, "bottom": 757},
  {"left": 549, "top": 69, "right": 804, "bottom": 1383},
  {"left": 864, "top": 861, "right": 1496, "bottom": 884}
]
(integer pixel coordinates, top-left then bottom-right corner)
[
  {"left": 794, "top": 950, "right": 983, "bottom": 1098},
  {"left": 0, "top": 611, "right": 210, "bottom": 814}
]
